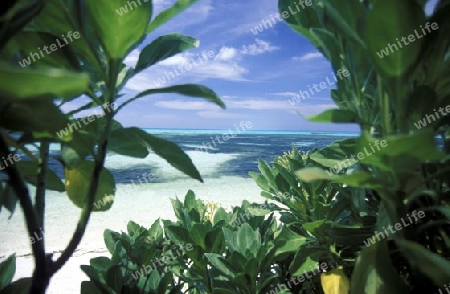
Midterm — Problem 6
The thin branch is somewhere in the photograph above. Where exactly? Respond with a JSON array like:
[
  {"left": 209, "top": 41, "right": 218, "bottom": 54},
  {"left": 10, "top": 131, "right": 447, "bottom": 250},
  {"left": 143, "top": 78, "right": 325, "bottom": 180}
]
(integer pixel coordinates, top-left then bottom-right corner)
[
  {"left": 35, "top": 142, "right": 49, "bottom": 230},
  {"left": 51, "top": 59, "right": 120, "bottom": 273},
  {"left": 0, "top": 131, "right": 47, "bottom": 291}
]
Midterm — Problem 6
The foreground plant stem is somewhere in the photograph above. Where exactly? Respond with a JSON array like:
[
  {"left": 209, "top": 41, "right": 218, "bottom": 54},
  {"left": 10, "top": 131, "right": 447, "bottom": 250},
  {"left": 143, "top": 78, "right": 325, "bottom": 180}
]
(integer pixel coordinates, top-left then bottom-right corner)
[
  {"left": 0, "top": 132, "right": 47, "bottom": 293},
  {"left": 51, "top": 59, "right": 119, "bottom": 275}
]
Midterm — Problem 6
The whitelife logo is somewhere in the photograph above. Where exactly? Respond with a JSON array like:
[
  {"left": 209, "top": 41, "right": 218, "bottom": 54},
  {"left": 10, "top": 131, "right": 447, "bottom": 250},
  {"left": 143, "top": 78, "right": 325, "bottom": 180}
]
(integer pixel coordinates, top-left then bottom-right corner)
[
  {"left": 18, "top": 31, "right": 81, "bottom": 68},
  {"left": 376, "top": 22, "right": 439, "bottom": 59}
]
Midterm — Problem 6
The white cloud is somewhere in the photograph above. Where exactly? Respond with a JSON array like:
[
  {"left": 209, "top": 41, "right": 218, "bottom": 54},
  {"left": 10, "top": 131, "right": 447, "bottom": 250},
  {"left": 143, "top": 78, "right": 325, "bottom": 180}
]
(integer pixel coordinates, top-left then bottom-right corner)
[
  {"left": 241, "top": 39, "right": 280, "bottom": 55},
  {"left": 215, "top": 47, "right": 238, "bottom": 61},
  {"left": 124, "top": 49, "right": 140, "bottom": 68},
  {"left": 293, "top": 52, "right": 324, "bottom": 61}
]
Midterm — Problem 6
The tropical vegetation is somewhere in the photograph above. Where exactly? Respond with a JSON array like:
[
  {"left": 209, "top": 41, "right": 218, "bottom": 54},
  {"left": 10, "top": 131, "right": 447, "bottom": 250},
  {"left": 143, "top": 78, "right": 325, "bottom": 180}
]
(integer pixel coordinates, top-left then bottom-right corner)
[{"left": 0, "top": 0, "right": 449, "bottom": 293}]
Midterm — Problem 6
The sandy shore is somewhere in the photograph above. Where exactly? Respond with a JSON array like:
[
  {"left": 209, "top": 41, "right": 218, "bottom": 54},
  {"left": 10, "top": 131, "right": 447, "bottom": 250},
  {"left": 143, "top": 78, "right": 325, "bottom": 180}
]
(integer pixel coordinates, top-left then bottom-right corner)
[{"left": 0, "top": 176, "right": 262, "bottom": 293}]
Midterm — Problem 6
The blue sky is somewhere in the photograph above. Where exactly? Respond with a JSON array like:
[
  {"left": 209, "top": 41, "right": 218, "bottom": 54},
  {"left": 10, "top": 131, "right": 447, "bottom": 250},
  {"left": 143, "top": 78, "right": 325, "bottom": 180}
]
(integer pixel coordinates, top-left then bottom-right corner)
[{"left": 66, "top": 0, "right": 436, "bottom": 132}]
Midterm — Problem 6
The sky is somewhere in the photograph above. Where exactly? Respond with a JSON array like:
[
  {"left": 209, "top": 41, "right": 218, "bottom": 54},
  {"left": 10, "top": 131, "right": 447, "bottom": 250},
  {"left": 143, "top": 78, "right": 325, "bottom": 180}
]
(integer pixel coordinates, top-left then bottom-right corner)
[{"left": 69, "top": 0, "right": 437, "bottom": 132}]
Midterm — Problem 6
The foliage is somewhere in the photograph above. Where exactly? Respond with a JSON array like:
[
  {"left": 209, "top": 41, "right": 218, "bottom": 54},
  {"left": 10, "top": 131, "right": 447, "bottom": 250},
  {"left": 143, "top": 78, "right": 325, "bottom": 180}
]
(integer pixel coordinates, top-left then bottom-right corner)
[
  {"left": 279, "top": 0, "right": 450, "bottom": 292},
  {"left": 0, "top": 0, "right": 223, "bottom": 292},
  {"left": 82, "top": 190, "right": 288, "bottom": 294},
  {"left": 250, "top": 146, "right": 378, "bottom": 292}
]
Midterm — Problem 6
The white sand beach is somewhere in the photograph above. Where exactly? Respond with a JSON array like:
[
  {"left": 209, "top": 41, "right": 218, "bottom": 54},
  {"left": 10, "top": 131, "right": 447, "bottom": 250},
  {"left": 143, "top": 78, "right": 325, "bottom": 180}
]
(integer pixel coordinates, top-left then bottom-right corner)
[{"left": 0, "top": 173, "right": 263, "bottom": 293}]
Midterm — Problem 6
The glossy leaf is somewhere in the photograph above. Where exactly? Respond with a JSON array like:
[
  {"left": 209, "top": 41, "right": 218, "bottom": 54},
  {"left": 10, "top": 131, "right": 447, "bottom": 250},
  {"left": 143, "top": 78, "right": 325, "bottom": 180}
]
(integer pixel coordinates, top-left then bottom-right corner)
[
  {"left": 307, "top": 109, "right": 358, "bottom": 123},
  {"left": 278, "top": 0, "right": 321, "bottom": 47},
  {"left": 310, "top": 138, "right": 358, "bottom": 168},
  {"left": 17, "top": 161, "right": 65, "bottom": 192},
  {"left": 64, "top": 160, "right": 116, "bottom": 211},
  {"left": 130, "top": 128, "right": 203, "bottom": 182},
  {"left": 0, "top": 277, "right": 31, "bottom": 294},
  {"left": 366, "top": 0, "right": 425, "bottom": 77},
  {"left": 0, "top": 65, "right": 89, "bottom": 100},
  {"left": 85, "top": 0, "right": 152, "bottom": 59},
  {"left": 146, "top": 0, "right": 201, "bottom": 34},
  {"left": 135, "top": 33, "right": 199, "bottom": 74},
  {"left": 296, "top": 167, "right": 385, "bottom": 189},
  {"left": 0, "top": 98, "right": 72, "bottom": 142},
  {"left": 0, "top": 254, "right": 15, "bottom": 291},
  {"left": 133, "top": 84, "right": 225, "bottom": 109},
  {"left": 352, "top": 240, "right": 408, "bottom": 294},
  {"left": 108, "top": 128, "right": 149, "bottom": 159}
]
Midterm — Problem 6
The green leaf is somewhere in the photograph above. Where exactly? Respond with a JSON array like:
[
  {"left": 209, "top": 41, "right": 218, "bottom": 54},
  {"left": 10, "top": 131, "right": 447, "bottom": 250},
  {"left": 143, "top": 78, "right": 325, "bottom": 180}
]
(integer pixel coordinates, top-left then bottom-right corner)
[
  {"left": 204, "top": 253, "right": 238, "bottom": 279},
  {"left": 310, "top": 138, "right": 357, "bottom": 168},
  {"left": 278, "top": 0, "right": 321, "bottom": 47},
  {"left": 133, "top": 84, "right": 225, "bottom": 109},
  {"left": 104, "top": 229, "right": 119, "bottom": 254},
  {"left": 295, "top": 168, "right": 385, "bottom": 189},
  {"left": 307, "top": 109, "right": 358, "bottom": 123},
  {"left": 146, "top": 0, "right": 201, "bottom": 34},
  {"left": 108, "top": 128, "right": 149, "bottom": 159},
  {"left": 0, "top": 277, "right": 31, "bottom": 294},
  {"left": 396, "top": 240, "right": 450, "bottom": 288},
  {"left": 351, "top": 240, "right": 408, "bottom": 294},
  {"left": 0, "top": 254, "right": 15, "bottom": 291},
  {"left": 105, "top": 265, "right": 123, "bottom": 292},
  {"left": 355, "top": 131, "right": 443, "bottom": 171},
  {"left": 64, "top": 160, "right": 116, "bottom": 211},
  {"left": 26, "top": 0, "right": 102, "bottom": 72},
  {"left": 85, "top": 0, "right": 152, "bottom": 59},
  {"left": 3, "top": 31, "right": 80, "bottom": 70},
  {"left": 135, "top": 33, "right": 199, "bottom": 74},
  {"left": 17, "top": 161, "right": 65, "bottom": 192},
  {"left": 0, "top": 65, "right": 89, "bottom": 100},
  {"left": 0, "top": 98, "right": 72, "bottom": 142},
  {"left": 289, "top": 245, "right": 322, "bottom": 276},
  {"left": 324, "top": 0, "right": 365, "bottom": 46},
  {"left": 275, "top": 226, "right": 308, "bottom": 257},
  {"left": 131, "top": 128, "right": 203, "bottom": 182},
  {"left": 366, "top": 0, "right": 426, "bottom": 77}
]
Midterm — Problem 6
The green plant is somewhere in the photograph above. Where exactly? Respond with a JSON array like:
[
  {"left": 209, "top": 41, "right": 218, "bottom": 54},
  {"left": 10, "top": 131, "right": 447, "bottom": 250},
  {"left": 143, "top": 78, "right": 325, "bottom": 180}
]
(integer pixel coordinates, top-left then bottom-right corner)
[
  {"left": 251, "top": 146, "right": 379, "bottom": 293},
  {"left": 279, "top": 0, "right": 450, "bottom": 292},
  {"left": 0, "top": 0, "right": 224, "bottom": 292},
  {"left": 84, "top": 190, "right": 288, "bottom": 293}
]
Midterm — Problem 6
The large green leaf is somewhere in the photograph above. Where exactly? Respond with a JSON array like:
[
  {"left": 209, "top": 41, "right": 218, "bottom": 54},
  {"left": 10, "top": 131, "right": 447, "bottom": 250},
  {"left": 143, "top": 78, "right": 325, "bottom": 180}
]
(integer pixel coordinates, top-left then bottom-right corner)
[
  {"left": 396, "top": 240, "right": 450, "bottom": 288},
  {"left": 146, "top": 0, "right": 201, "bottom": 34},
  {"left": 129, "top": 128, "right": 203, "bottom": 182},
  {"left": 135, "top": 33, "right": 199, "bottom": 74},
  {"left": 324, "top": 0, "right": 365, "bottom": 46},
  {"left": 26, "top": 0, "right": 102, "bottom": 73},
  {"left": 64, "top": 160, "right": 116, "bottom": 211},
  {"left": 0, "top": 65, "right": 89, "bottom": 100},
  {"left": 366, "top": 0, "right": 425, "bottom": 77},
  {"left": 307, "top": 109, "right": 358, "bottom": 123},
  {"left": 278, "top": 0, "right": 321, "bottom": 47},
  {"left": 0, "top": 277, "right": 31, "bottom": 294},
  {"left": 204, "top": 253, "right": 238, "bottom": 279},
  {"left": 17, "top": 161, "right": 65, "bottom": 192},
  {"left": 133, "top": 84, "right": 225, "bottom": 109},
  {"left": 296, "top": 167, "right": 385, "bottom": 189},
  {"left": 108, "top": 128, "right": 149, "bottom": 159},
  {"left": 355, "top": 131, "right": 444, "bottom": 171},
  {"left": 0, "top": 254, "right": 15, "bottom": 291},
  {"left": 275, "top": 225, "right": 308, "bottom": 257},
  {"left": 310, "top": 138, "right": 357, "bottom": 168},
  {"left": 0, "top": 98, "right": 72, "bottom": 142},
  {"left": 3, "top": 31, "right": 80, "bottom": 70},
  {"left": 85, "top": 0, "right": 152, "bottom": 59},
  {"left": 351, "top": 240, "right": 408, "bottom": 294}
]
